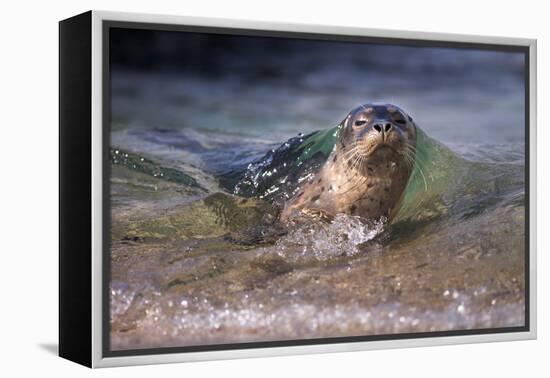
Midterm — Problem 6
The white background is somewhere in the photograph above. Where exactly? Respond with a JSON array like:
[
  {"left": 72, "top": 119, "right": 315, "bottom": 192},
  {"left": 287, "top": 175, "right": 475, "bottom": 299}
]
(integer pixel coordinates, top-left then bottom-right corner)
[{"left": 0, "top": 0, "right": 546, "bottom": 376}]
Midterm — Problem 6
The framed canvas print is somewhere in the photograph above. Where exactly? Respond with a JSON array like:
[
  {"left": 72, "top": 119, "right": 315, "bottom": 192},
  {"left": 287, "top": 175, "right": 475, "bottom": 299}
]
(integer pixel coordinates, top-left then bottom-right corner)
[{"left": 59, "top": 10, "right": 537, "bottom": 368}]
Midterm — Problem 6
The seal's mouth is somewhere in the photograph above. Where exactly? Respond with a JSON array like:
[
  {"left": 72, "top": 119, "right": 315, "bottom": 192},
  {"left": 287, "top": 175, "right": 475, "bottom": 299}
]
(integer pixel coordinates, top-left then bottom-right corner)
[{"left": 365, "top": 143, "right": 399, "bottom": 157}]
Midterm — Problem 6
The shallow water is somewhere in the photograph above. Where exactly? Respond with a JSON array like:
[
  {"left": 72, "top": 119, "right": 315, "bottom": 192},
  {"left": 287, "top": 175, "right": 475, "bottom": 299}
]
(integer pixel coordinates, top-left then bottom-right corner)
[{"left": 108, "top": 48, "right": 526, "bottom": 350}]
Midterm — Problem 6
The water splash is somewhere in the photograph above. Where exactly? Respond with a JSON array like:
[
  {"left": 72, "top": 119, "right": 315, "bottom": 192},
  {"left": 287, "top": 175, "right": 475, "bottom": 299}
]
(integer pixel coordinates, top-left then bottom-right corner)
[{"left": 274, "top": 214, "right": 386, "bottom": 261}]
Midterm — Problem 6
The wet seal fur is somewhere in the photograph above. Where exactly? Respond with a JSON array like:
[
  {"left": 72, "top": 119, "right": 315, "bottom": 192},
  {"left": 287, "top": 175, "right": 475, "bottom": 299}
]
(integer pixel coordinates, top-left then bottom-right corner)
[{"left": 280, "top": 103, "right": 417, "bottom": 222}]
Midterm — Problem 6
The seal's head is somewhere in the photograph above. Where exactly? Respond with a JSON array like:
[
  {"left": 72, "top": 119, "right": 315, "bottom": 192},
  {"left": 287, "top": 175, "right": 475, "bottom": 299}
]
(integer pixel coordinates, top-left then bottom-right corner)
[{"left": 338, "top": 103, "right": 417, "bottom": 178}]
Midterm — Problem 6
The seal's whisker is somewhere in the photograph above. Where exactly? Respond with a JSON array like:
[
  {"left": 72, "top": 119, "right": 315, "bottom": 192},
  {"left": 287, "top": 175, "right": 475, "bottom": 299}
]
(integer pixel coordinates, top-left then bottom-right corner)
[
  {"left": 342, "top": 153, "right": 370, "bottom": 193},
  {"left": 401, "top": 147, "right": 416, "bottom": 170},
  {"left": 351, "top": 146, "right": 370, "bottom": 172},
  {"left": 404, "top": 143, "right": 430, "bottom": 169},
  {"left": 342, "top": 143, "right": 360, "bottom": 154},
  {"left": 402, "top": 147, "right": 428, "bottom": 192},
  {"left": 402, "top": 144, "right": 419, "bottom": 167},
  {"left": 352, "top": 157, "right": 364, "bottom": 172},
  {"left": 403, "top": 147, "right": 418, "bottom": 171},
  {"left": 341, "top": 144, "right": 362, "bottom": 160},
  {"left": 349, "top": 155, "right": 363, "bottom": 173},
  {"left": 415, "top": 162, "right": 429, "bottom": 192},
  {"left": 342, "top": 150, "right": 361, "bottom": 165},
  {"left": 341, "top": 152, "right": 357, "bottom": 162},
  {"left": 342, "top": 147, "right": 360, "bottom": 158},
  {"left": 403, "top": 144, "right": 429, "bottom": 169},
  {"left": 342, "top": 154, "right": 358, "bottom": 165},
  {"left": 402, "top": 143, "right": 429, "bottom": 190}
]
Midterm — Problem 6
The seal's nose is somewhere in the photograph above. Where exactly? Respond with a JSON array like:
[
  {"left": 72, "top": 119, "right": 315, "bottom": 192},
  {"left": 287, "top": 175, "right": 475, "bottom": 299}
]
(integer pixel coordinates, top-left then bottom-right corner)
[{"left": 373, "top": 123, "right": 392, "bottom": 133}]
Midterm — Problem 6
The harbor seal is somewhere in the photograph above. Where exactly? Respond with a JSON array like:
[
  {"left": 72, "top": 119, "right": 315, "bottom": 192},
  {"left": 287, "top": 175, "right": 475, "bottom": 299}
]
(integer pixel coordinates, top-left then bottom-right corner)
[{"left": 280, "top": 103, "right": 417, "bottom": 222}]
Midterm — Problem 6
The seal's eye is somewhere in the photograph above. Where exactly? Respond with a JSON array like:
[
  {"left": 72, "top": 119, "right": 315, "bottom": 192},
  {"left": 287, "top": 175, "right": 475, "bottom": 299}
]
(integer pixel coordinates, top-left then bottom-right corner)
[
  {"left": 354, "top": 120, "right": 367, "bottom": 127},
  {"left": 392, "top": 114, "right": 407, "bottom": 125}
]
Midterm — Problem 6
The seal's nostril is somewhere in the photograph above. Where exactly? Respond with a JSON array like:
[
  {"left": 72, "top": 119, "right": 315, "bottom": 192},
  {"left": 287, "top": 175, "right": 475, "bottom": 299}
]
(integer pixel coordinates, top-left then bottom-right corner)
[
  {"left": 385, "top": 124, "right": 392, "bottom": 132},
  {"left": 373, "top": 124, "right": 382, "bottom": 133}
]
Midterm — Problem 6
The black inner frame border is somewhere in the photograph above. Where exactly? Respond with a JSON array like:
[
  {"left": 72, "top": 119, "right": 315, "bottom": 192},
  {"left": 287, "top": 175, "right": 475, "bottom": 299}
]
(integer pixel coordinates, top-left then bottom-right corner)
[{"left": 102, "top": 19, "right": 531, "bottom": 358}]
